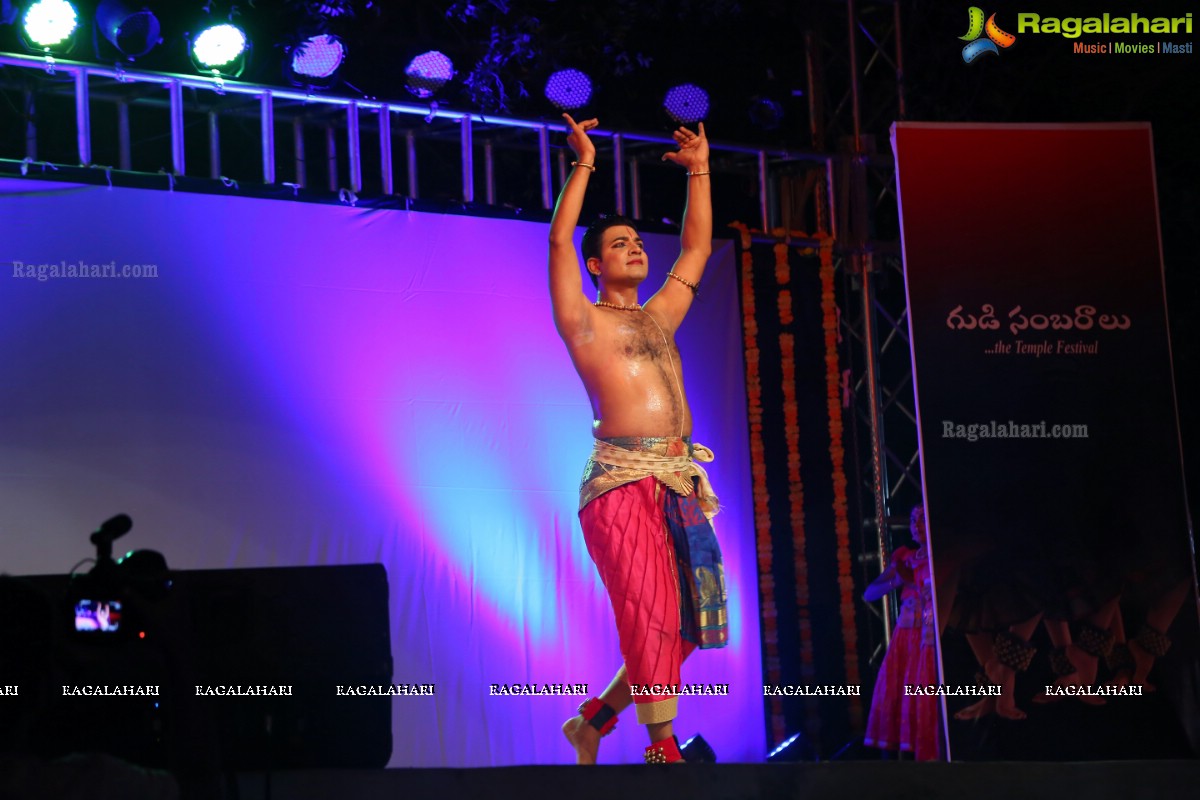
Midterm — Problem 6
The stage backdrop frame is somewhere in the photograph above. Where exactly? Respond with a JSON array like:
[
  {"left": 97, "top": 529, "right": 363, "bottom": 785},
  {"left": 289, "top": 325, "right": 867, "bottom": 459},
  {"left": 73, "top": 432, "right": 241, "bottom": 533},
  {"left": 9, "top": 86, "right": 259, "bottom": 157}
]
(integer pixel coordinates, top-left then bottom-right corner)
[{"left": 894, "top": 121, "right": 1199, "bottom": 761}]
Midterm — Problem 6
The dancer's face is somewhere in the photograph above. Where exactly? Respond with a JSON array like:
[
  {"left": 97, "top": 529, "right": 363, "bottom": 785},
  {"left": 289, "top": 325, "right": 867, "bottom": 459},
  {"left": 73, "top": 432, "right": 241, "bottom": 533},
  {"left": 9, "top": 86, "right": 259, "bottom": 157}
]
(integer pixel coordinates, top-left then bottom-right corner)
[{"left": 910, "top": 506, "right": 926, "bottom": 542}]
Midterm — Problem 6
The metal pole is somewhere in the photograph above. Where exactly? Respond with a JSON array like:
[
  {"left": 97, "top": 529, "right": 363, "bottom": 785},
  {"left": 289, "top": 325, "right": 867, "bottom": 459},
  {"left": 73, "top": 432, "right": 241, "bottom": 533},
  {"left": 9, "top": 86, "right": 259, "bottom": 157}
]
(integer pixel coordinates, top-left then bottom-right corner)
[
  {"left": 405, "top": 130, "right": 418, "bottom": 198},
  {"left": 293, "top": 116, "right": 305, "bottom": 188},
  {"left": 484, "top": 139, "right": 495, "bottom": 205},
  {"left": 326, "top": 126, "right": 338, "bottom": 192},
  {"left": 860, "top": 249, "right": 892, "bottom": 645},
  {"left": 894, "top": 0, "right": 907, "bottom": 120},
  {"left": 460, "top": 115, "right": 473, "bottom": 203},
  {"left": 347, "top": 100, "right": 362, "bottom": 193},
  {"left": 846, "top": 0, "right": 864, "bottom": 154},
  {"left": 75, "top": 67, "right": 91, "bottom": 167},
  {"left": 805, "top": 29, "right": 831, "bottom": 235},
  {"left": 758, "top": 149, "right": 769, "bottom": 232},
  {"left": 629, "top": 158, "right": 641, "bottom": 221},
  {"left": 261, "top": 90, "right": 275, "bottom": 184},
  {"left": 825, "top": 157, "right": 837, "bottom": 238},
  {"left": 379, "top": 105, "right": 393, "bottom": 195},
  {"left": 847, "top": 0, "right": 890, "bottom": 641},
  {"left": 208, "top": 111, "right": 220, "bottom": 180},
  {"left": 117, "top": 101, "right": 131, "bottom": 171},
  {"left": 168, "top": 78, "right": 184, "bottom": 175},
  {"left": 612, "top": 133, "right": 625, "bottom": 216},
  {"left": 538, "top": 124, "right": 552, "bottom": 210},
  {"left": 24, "top": 90, "right": 36, "bottom": 161},
  {"left": 556, "top": 150, "right": 567, "bottom": 189}
]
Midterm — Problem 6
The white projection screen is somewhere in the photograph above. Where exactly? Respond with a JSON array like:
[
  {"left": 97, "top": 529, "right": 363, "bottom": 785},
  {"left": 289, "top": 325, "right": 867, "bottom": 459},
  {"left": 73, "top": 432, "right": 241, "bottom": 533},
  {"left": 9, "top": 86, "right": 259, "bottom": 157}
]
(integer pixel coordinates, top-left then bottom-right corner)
[{"left": 0, "top": 177, "right": 764, "bottom": 766}]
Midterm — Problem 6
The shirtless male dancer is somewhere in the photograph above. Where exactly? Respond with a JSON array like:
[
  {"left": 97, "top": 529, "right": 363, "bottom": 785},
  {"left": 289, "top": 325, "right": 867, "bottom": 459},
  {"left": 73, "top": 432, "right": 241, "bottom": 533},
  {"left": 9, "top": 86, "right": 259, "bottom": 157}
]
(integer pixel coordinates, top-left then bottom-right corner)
[{"left": 550, "top": 114, "right": 729, "bottom": 765}]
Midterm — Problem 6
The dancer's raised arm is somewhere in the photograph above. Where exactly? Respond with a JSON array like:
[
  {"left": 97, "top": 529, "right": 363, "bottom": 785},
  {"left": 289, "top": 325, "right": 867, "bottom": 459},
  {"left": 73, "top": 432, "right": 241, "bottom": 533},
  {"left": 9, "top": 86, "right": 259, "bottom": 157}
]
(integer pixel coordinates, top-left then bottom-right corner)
[
  {"left": 645, "top": 123, "right": 711, "bottom": 331},
  {"left": 548, "top": 113, "right": 600, "bottom": 338}
]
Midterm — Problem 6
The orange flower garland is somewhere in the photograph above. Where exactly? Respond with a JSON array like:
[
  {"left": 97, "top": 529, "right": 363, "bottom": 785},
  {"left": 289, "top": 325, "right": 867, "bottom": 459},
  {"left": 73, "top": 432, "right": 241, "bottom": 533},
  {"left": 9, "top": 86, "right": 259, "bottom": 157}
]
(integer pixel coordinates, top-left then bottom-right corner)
[
  {"left": 775, "top": 235, "right": 821, "bottom": 740},
  {"left": 731, "top": 222, "right": 786, "bottom": 746},
  {"left": 818, "top": 235, "right": 863, "bottom": 727}
]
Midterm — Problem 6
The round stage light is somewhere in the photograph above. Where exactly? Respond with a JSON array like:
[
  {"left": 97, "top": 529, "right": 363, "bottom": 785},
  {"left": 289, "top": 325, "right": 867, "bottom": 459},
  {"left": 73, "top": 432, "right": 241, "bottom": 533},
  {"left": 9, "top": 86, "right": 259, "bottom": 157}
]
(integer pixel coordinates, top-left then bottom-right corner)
[
  {"left": 192, "top": 23, "right": 247, "bottom": 72},
  {"left": 545, "top": 68, "right": 592, "bottom": 110},
  {"left": 291, "top": 34, "right": 346, "bottom": 79},
  {"left": 748, "top": 95, "right": 784, "bottom": 131},
  {"left": 405, "top": 51, "right": 454, "bottom": 99},
  {"left": 22, "top": 0, "right": 78, "bottom": 50},
  {"left": 663, "top": 83, "right": 709, "bottom": 125},
  {"left": 97, "top": 1, "right": 161, "bottom": 58}
]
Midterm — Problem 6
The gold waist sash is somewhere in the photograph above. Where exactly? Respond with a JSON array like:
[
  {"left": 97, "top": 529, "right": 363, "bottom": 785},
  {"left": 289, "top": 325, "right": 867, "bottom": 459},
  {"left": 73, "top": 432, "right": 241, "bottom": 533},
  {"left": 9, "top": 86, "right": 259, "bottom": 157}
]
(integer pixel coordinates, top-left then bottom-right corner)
[{"left": 578, "top": 437, "right": 720, "bottom": 519}]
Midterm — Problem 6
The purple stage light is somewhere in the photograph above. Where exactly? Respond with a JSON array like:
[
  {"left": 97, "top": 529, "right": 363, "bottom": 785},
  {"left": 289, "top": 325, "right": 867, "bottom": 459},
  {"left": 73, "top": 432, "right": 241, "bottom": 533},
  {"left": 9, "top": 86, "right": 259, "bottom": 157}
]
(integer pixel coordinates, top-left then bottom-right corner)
[
  {"left": 545, "top": 68, "right": 592, "bottom": 110},
  {"left": 405, "top": 51, "right": 454, "bottom": 99},
  {"left": 663, "top": 83, "right": 709, "bottom": 125},
  {"left": 291, "top": 34, "right": 346, "bottom": 79},
  {"left": 96, "top": 1, "right": 161, "bottom": 58}
]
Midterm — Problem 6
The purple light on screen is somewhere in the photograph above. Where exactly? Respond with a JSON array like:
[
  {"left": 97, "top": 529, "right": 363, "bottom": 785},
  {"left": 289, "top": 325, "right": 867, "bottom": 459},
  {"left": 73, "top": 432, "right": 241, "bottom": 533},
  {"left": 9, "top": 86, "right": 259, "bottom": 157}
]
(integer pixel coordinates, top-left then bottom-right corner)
[
  {"left": 405, "top": 50, "right": 454, "bottom": 98},
  {"left": 664, "top": 83, "right": 709, "bottom": 125},
  {"left": 292, "top": 34, "right": 345, "bottom": 79},
  {"left": 545, "top": 69, "right": 592, "bottom": 110}
]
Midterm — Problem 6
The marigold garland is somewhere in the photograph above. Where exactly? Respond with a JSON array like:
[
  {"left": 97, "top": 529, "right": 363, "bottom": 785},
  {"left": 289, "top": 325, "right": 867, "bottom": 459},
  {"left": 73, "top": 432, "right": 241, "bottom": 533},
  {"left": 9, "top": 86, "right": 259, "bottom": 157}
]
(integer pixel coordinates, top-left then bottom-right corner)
[
  {"left": 731, "top": 222, "right": 786, "bottom": 746},
  {"left": 776, "top": 237, "right": 820, "bottom": 740},
  {"left": 818, "top": 235, "right": 863, "bottom": 727}
]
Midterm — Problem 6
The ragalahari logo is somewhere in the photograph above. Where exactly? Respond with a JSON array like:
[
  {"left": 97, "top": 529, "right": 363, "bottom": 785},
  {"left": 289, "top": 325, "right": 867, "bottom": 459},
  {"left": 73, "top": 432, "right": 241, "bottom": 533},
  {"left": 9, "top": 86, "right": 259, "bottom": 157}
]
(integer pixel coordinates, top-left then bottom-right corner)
[{"left": 960, "top": 7, "right": 1017, "bottom": 63}]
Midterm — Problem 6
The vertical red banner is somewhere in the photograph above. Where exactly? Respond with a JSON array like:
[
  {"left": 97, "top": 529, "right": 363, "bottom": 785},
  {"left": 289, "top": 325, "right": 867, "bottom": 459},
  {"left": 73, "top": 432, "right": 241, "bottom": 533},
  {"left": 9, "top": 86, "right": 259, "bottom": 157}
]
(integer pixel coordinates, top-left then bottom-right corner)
[{"left": 894, "top": 122, "right": 1199, "bottom": 760}]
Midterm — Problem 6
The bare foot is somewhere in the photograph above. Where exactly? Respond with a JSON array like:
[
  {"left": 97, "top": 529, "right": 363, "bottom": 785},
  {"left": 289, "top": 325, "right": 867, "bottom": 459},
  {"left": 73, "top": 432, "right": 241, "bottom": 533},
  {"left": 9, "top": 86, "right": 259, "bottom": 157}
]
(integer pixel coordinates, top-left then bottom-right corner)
[
  {"left": 954, "top": 697, "right": 996, "bottom": 720},
  {"left": 1034, "top": 645, "right": 1105, "bottom": 706},
  {"left": 1128, "top": 641, "right": 1158, "bottom": 693},
  {"left": 562, "top": 715, "right": 601, "bottom": 764},
  {"left": 984, "top": 657, "right": 1026, "bottom": 720}
]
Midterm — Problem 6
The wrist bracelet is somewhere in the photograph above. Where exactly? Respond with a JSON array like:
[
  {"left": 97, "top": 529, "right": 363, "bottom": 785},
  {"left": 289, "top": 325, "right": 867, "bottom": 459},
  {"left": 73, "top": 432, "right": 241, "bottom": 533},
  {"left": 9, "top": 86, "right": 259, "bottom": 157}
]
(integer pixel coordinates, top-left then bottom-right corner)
[
  {"left": 571, "top": 161, "right": 596, "bottom": 172},
  {"left": 667, "top": 271, "right": 699, "bottom": 296},
  {"left": 687, "top": 170, "right": 710, "bottom": 177}
]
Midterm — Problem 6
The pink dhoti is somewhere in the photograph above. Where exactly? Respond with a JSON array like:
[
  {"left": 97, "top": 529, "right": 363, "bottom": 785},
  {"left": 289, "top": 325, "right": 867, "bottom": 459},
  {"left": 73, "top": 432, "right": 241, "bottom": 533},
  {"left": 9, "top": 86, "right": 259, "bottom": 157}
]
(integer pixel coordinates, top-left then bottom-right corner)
[{"left": 578, "top": 436, "right": 728, "bottom": 725}]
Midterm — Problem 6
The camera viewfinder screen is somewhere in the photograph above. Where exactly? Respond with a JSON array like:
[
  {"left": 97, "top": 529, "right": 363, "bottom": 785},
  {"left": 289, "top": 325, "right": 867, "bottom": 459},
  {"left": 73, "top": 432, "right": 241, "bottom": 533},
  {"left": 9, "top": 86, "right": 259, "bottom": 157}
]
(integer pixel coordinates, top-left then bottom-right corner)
[{"left": 74, "top": 599, "right": 121, "bottom": 632}]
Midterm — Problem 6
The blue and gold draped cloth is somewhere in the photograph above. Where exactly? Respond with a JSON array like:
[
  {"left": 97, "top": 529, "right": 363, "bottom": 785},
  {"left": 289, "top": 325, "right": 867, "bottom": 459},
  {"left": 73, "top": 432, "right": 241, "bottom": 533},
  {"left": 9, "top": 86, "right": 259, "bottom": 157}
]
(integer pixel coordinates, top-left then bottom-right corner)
[{"left": 579, "top": 436, "right": 729, "bottom": 649}]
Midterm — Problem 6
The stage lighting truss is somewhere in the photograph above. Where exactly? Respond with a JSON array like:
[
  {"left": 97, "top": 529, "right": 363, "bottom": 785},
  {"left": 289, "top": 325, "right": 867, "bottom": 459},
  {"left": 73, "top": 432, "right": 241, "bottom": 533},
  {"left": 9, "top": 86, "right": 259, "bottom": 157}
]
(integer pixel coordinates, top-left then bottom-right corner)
[
  {"left": 96, "top": 0, "right": 162, "bottom": 60},
  {"left": 544, "top": 68, "right": 592, "bottom": 110},
  {"left": 19, "top": 0, "right": 79, "bottom": 55},
  {"left": 663, "top": 83, "right": 709, "bottom": 125},
  {"left": 405, "top": 50, "right": 454, "bottom": 99},
  {"left": 286, "top": 33, "right": 346, "bottom": 90},
  {"left": 189, "top": 22, "right": 248, "bottom": 78}
]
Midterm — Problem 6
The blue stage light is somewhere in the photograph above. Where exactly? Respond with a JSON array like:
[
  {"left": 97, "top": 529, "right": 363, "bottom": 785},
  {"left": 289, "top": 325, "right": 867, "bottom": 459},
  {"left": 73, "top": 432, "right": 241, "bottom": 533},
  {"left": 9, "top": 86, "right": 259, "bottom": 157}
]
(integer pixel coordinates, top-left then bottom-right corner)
[
  {"left": 405, "top": 51, "right": 454, "bottom": 99},
  {"left": 545, "top": 68, "right": 592, "bottom": 110},
  {"left": 766, "top": 730, "right": 819, "bottom": 762},
  {"left": 96, "top": 0, "right": 162, "bottom": 59},
  {"left": 21, "top": 0, "right": 78, "bottom": 52},
  {"left": 291, "top": 33, "right": 346, "bottom": 80},
  {"left": 663, "top": 83, "right": 709, "bottom": 125}
]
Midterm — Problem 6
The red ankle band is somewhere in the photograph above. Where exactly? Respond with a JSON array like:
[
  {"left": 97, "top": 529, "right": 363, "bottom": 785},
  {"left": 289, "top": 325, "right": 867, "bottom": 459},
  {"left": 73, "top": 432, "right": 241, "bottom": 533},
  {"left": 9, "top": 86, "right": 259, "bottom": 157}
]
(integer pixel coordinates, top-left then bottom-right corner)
[
  {"left": 644, "top": 735, "right": 683, "bottom": 764},
  {"left": 578, "top": 697, "right": 618, "bottom": 737}
]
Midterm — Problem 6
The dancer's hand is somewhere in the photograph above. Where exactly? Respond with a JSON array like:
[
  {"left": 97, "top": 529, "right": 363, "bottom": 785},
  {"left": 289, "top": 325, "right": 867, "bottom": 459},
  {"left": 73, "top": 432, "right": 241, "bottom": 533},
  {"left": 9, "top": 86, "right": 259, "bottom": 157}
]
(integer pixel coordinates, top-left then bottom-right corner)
[
  {"left": 662, "top": 123, "right": 709, "bottom": 172},
  {"left": 563, "top": 113, "right": 599, "bottom": 163}
]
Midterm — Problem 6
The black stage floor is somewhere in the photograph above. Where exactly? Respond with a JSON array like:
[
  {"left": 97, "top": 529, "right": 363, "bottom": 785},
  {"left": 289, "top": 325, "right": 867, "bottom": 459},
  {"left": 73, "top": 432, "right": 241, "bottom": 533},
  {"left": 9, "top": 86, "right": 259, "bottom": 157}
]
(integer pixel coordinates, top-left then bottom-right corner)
[{"left": 233, "top": 761, "right": 1200, "bottom": 800}]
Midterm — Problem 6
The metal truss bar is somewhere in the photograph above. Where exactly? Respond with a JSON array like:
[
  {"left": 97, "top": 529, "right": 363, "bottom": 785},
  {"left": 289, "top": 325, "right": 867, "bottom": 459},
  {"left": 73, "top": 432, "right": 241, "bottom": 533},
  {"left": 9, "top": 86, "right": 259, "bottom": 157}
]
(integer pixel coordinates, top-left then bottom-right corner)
[
  {"left": 856, "top": 18, "right": 900, "bottom": 74},
  {"left": 538, "top": 124, "right": 552, "bottom": 210},
  {"left": 612, "top": 133, "right": 625, "bottom": 215},
  {"left": 379, "top": 105, "right": 393, "bottom": 195},
  {"left": 261, "top": 90, "right": 276, "bottom": 184},
  {"left": 348, "top": 100, "right": 363, "bottom": 192},
  {"left": 168, "top": 78, "right": 184, "bottom": 175},
  {"left": 2, "top": 51, "right": 825, "bottom": 227},
  {"left": 74, "top": 67, "right": 90, "bottom": 166},
  {"left": 460, "top": 115, "right": 473, "bottom": 202}
]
